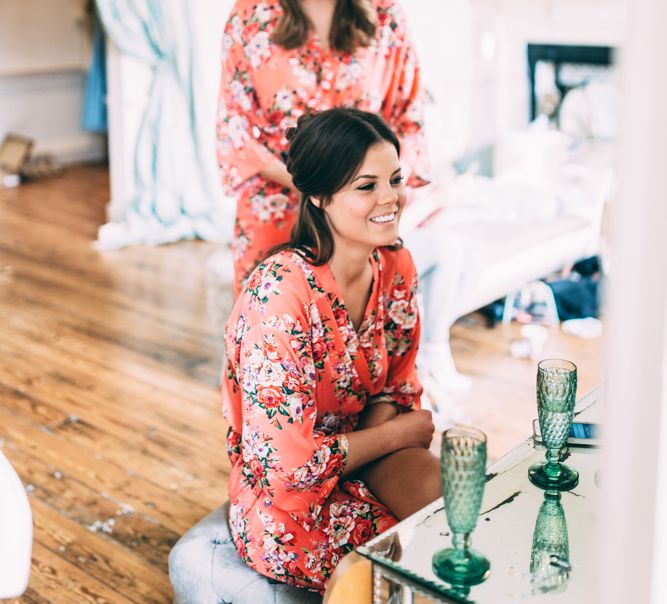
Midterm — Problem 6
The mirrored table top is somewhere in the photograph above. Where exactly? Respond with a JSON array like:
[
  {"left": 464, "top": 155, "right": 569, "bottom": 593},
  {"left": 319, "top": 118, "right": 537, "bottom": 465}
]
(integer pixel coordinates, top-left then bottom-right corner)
[{"left": 358, "top": 386, "right": 602, "bottom": 603}]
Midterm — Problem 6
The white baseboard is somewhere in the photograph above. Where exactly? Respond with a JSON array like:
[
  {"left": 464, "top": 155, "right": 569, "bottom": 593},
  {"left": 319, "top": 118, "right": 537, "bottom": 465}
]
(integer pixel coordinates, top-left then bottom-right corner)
[{"left": 34, "top": 134, "right": 107, "bottom": 165}]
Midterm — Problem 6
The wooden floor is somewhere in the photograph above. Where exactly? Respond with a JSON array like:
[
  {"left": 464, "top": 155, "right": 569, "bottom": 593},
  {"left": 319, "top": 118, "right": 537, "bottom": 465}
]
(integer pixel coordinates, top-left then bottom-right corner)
[{"left": 0, "top": 166, "right": 603, "bottom": 603}]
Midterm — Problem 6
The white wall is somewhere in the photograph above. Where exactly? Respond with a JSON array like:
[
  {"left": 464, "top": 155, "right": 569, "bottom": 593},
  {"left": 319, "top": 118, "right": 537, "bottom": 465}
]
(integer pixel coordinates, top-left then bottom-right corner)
[
  {"left": 654, "top": 314, "right": 667, "bottom": 602},
  {"left": 599, "top": 0, "right": 667, "bottom": 601},
  {"left": 403, "top": 0, "right": 624, "bottom": 171},
  {"left": 0, "top": 0, "right": 106, "bottom": 164}
]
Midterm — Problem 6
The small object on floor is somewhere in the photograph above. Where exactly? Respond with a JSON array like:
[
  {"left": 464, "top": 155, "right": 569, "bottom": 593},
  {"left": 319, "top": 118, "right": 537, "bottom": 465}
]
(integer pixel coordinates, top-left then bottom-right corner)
[
  {"left": 504, "top": 281, "right": 560, "bottom": 326},
  {"left": 0, "top": 171, "right": 20, "bottom": 189},
  {"left": 420, "top": 371, "right": 469, "bottom": 432},
  {"left": 418, "top": 343, "right": 473, "bottom": 394},
  {"left": 478, "top": 298, "right": 505, "bottom": 327},
  {"left": 0, "top": 133, "right": 33, "bottom": 189},
  {"left": 21, "top": 154, "right": 63, "bottom": 181},
  {"left": 510, "top": 324, "right": 549, "bottom": 359},
  {"left": 562, "top": 318, "right": 602, "bottom": 339}
]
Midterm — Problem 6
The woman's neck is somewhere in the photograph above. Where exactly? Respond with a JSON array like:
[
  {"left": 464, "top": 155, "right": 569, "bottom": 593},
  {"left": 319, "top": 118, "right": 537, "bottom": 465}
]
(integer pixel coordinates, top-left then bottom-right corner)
[
  {"left": 301, "top": 0, "right": 337, "bottom": 50},
  {"left": 328, "top": 244, "right": 374, "bottom": 330},
  {"left": 328, "top": 244, "right": 373, "bottom": 290}
]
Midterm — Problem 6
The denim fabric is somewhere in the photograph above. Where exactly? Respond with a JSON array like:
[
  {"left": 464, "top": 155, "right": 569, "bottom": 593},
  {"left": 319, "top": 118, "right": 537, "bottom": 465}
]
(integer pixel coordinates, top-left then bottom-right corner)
[{"left": 169, "top": 502, "right": 322, "bottom": 604}]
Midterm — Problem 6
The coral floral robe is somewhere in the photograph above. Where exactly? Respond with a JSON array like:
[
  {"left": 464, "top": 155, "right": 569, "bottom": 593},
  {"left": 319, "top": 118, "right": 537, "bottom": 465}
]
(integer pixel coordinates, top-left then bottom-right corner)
[
  {"left": 216, "top": 0, "right": 429, "bottom": 293},
  {"left": 221, "top": 246, "right": 422, "bottom": 591}
]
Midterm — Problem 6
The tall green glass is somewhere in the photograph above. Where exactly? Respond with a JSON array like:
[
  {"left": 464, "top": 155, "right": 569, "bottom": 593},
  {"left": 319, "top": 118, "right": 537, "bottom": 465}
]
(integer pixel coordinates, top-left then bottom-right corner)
[
  {"left": 530, "top": 490, "right": 571, "bottom": 595},
  {"left": 432, "top": 427, "right": 490, "bottom": 586},
  {"left": 528, "top": 359, "right": 579, "bottom": 491}
]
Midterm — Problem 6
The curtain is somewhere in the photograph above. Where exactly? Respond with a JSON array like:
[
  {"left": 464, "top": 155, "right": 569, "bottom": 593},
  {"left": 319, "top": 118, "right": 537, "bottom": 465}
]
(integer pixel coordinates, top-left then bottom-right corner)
[
  {"left": 82, "top": 16, "right": 108, "bottom": 133},
  {"left": 95, "top": 0, "right": 231, "bottom": 248}
]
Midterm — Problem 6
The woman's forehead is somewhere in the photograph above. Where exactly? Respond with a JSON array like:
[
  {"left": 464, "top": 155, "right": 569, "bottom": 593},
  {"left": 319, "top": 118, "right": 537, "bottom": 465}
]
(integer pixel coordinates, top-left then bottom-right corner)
[{"left": 355, "top": 142, "right": 400, "bottom": 173}]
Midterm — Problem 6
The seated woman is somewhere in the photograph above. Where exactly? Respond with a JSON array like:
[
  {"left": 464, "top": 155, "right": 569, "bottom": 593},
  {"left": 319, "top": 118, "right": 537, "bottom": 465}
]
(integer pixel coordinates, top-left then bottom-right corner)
[{"left": 221, "top": 107, "right": 441, "bottom": 593}]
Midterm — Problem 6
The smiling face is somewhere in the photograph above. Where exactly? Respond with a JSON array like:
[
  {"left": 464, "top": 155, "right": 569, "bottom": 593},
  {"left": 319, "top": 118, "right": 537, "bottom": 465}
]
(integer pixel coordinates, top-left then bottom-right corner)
[{"left": 316, "top": 141, "right": 406, "bottom": 256}]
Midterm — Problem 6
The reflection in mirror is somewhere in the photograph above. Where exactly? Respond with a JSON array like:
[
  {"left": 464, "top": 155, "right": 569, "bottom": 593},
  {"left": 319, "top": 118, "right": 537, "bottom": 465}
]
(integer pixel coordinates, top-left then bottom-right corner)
[
  {"left": 529, "top": 490, "right": 571, "bottom": 595},
  {"left": 366, "top": 531, "right": 403, "bottom": 563}
]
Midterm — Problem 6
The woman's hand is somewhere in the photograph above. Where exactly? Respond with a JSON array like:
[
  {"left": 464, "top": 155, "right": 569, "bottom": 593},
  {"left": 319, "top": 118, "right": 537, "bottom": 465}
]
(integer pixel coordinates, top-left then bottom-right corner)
[{"left": 388, "top": 409, "right": 435, "bottom": 450}]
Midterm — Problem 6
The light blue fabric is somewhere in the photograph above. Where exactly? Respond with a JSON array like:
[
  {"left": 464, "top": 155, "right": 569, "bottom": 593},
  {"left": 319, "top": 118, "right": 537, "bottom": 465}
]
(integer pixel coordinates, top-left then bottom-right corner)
[
  {"left": 82, "top": 20, "right": 108, "bottom": 133},
  {"left": 95, "top": 0, "right": 229, "bottom": 248},
  {"left": 169, "top": 502, "right": 323, "bottom": 604}
]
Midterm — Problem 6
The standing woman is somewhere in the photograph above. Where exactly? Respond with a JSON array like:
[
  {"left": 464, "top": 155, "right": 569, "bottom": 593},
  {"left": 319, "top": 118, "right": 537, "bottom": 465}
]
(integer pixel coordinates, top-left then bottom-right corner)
[
  {"left": 222, "top": 108, "right": 440, "bottom": 592},
  {"left": 217, "top": 0, "right": 429, "bottom": 294}
]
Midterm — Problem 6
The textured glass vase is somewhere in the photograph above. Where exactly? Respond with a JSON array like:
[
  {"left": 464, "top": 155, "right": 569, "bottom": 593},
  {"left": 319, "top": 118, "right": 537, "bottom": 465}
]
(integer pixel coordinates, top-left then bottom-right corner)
[
  {"left": 529, "top": 359, "right": 579, "bottom": 491},
  {"left": 432, "top": 427, "right": 490, "bottom": 586},
  {"left": 530, "top": 490, "right": 571, "bottom": 595}
]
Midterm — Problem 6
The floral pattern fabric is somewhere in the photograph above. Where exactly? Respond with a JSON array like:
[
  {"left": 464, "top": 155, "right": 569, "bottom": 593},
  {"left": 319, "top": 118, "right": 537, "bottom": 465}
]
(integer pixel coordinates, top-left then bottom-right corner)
[
  {"left": 221, "top": 246, "right": 422, "bottom": 591},
  {"left": 216, "top": 0, "right": 430, "bottom": 293}
]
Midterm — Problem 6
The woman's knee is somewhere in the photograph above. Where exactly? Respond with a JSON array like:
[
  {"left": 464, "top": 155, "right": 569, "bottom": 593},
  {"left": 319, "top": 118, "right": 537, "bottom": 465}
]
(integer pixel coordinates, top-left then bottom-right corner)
[{"left": 361, "top": 447, "right": 441, "bottom": 494}]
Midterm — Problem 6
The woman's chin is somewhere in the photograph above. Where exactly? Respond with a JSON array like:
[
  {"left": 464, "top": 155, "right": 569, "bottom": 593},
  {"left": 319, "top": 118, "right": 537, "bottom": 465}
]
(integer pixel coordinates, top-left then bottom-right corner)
[{"left": 377, "top": 229, "right": 400, "bottom": 247}]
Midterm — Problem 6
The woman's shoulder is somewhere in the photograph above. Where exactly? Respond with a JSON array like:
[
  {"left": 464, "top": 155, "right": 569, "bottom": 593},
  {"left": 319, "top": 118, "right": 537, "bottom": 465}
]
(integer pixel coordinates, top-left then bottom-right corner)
[
  {"left": 230, "top": 0, "right": 280, "bottom": 12},
  {"left": 370, "top": 0, "right": 408, "bottom": 24},
  {"left": 227, "top": 0, "right": 281, "bottom": 24},
  {"left": 241, "top": 249, "right": 317, "bottom": 307}
]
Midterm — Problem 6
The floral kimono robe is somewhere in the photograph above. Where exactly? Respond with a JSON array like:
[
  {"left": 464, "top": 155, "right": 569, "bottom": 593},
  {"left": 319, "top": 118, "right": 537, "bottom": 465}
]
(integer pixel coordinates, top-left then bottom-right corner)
[
  {"left": 216, "top": 0, "right": 429, "bottom": 293},
  {"left": 221, "top": 246, "right": 422, "bottom": 591}
]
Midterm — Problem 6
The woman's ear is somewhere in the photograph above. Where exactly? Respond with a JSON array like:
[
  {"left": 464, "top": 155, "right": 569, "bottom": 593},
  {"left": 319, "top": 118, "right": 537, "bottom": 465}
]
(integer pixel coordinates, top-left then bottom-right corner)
[{"left": 310, "top": 196, "right": 322, "bottom": 209}]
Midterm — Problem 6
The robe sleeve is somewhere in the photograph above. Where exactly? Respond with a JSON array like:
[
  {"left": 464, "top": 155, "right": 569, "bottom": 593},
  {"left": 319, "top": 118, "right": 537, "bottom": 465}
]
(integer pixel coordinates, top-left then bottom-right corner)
[
  {"left": 216, "top": 5, "right": 276, "bottom": 193},
  {"left": 380, "top": 250, "right": 423, "bottom": 410},
  {"left": 380, "top": 1, "right": 430, "bottom": 188},
  {"left": 236, "top": 279, "right": 348, "bottom": 517}
]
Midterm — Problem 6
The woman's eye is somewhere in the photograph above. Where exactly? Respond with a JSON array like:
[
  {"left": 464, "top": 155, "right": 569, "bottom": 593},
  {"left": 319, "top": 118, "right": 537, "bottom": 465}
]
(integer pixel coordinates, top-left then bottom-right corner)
[
  {"left": 391, "top": 176, "right": 404, "bottom": 186},
  {"left": 357, "top": 183, "right": 376, "bottom": 191}
]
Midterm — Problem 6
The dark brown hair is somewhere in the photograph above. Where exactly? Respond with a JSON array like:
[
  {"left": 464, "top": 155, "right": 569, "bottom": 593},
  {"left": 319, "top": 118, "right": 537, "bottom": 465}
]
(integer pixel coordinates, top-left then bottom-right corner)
[
  {"left": 279, "top": 107, "right": 402, "bottom": 265},
  {"left": 272, "top": 0, "right": 376, "bottom": 52}
]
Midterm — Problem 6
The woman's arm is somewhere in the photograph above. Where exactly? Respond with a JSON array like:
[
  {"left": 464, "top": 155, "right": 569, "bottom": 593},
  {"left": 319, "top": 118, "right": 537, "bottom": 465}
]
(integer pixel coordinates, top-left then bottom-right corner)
[
  {"left": 259, "top": 157, "right": 296, "bottom": 191},
  {"left": 342, "top": 409, "right": 434, "bottom": 477},
  {"left": 356, "top": 400, "right": 398, "bottom": 430},
  {"left": 217, "top": 6, "right": 290, "bottom": 192}
]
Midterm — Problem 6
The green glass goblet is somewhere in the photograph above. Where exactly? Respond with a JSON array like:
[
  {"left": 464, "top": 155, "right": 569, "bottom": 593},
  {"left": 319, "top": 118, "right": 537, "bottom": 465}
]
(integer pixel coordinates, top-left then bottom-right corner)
[
  {"left": 530, "top": 490, "right": 571, "bottom": 595},
  {"left": 432, "top": 426, "right": 490, "bottom": 586},
  {"left": 529, "top": 359, "right": 579, "bottom": 490}
]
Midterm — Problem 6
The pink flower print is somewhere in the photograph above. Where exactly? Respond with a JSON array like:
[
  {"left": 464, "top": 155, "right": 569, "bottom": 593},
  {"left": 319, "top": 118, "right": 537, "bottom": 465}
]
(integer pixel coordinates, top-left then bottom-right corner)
[
  {"left": 388, "top": 298, "right": 418, "bottom": 329},
  {"left": 317, "top": 411, "right": 341, "bottom": 435},
  {"left": 257, "top": 384, "right": 285, "bottom": 410},
  {"left": 254, "top": 2, "right": 272, "bottom": 23},
  {"left": 350, "top": 518, "right": 374, "bottom": 546}
]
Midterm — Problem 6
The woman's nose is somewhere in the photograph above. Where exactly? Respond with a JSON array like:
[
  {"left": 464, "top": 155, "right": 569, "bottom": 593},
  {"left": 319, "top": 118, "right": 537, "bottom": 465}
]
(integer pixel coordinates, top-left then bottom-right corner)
[{"left": 379, "top": 185, "right": 399, "bottom": 205}]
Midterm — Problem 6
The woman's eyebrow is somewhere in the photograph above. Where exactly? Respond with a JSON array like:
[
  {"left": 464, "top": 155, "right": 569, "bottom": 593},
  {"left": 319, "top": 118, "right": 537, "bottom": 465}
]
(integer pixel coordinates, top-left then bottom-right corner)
[
  {"left": 351, "top": 173, "right": 377, "bottom": 182},
  {"left": 351, "top": 167, "right": 401, "bottom": 183}
]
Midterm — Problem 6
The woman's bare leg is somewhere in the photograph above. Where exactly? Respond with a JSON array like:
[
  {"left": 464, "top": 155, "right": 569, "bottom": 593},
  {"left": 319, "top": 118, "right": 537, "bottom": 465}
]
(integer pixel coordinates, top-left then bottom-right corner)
[{"left": 358, "top": 447, "right": 441, "bottom": 520}]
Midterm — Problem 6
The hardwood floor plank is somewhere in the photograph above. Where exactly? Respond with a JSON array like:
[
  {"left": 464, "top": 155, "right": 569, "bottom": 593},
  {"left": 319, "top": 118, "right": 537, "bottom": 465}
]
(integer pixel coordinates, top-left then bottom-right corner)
[
  {"left": 0, "top": 381, "right": 224, "bottom": 510},
  {"left": 0, "top": 333, "right": 230, "bottom": 494},
  {"left": 5, "top": 445, "right": 183, "bottom": 569},
  {"left": 30, "top": 497, "right": 172, "bottom": 604},
  {"left": 1, "top": 410, "right": 215, "bottom": 533},
  {"left": 22, "top": 541, "right": 137, "bottom": 604}
]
